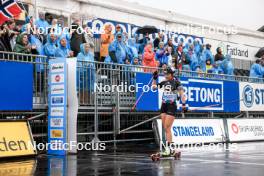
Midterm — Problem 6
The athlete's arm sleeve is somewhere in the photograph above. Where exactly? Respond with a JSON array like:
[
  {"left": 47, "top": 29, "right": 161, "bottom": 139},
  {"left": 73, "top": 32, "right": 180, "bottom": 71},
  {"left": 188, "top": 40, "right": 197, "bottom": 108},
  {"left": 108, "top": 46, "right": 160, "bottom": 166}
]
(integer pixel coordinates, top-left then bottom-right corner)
[
  {"left": 175, "top": 80, "right": 183, "bottom": 91},
  {"left": 157, "top": 81, "right": 166, "bottom": 89}
]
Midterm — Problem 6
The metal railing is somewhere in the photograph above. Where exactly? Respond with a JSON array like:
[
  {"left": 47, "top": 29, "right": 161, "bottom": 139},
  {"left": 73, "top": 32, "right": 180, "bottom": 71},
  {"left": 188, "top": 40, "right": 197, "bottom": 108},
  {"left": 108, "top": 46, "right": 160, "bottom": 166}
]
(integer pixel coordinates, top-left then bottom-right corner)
[
  {"left": 1, "top": 51, "right": 264, "bottom": 145},
  {"left": 1, "top": 51, "right": 264, "bottom": 109}
]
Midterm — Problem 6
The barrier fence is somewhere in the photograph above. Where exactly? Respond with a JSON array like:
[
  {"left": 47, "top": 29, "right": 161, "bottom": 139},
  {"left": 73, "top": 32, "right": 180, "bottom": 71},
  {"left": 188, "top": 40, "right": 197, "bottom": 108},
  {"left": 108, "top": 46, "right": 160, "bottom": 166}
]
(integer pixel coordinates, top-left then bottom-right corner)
[{"left": 1, "top": 51, "right": 264, "bottom": 145}]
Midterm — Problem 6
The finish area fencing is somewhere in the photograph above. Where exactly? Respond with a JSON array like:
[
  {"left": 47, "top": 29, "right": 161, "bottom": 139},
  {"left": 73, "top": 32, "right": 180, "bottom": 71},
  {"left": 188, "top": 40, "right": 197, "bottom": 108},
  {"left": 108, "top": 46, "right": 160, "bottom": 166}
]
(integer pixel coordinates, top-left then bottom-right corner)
[{"left": 0, "top": 51, "right": 263, "bottom": 145}]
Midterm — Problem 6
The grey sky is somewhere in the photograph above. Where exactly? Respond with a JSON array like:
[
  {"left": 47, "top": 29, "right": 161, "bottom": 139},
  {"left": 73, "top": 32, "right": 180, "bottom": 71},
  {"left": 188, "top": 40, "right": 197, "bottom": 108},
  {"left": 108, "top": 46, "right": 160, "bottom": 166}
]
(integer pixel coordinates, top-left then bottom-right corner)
[{"left": 125, "top": 0, "right": 263, "bottom": 31}]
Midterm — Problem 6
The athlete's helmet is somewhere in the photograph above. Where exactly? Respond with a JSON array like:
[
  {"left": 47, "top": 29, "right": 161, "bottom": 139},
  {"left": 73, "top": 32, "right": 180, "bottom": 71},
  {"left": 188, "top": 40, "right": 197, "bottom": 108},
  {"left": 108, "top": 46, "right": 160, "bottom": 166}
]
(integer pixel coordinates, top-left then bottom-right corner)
[{"left": 163, "top": 67, "right": 175, "bottom": 75}]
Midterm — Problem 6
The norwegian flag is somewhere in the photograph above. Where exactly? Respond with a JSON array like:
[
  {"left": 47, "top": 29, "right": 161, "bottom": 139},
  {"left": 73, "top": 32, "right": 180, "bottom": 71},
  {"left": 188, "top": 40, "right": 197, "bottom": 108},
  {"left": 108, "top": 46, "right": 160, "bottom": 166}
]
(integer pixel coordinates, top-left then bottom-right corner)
[{"left": 0, "top": 0, "right": 22, "bottom": 25}]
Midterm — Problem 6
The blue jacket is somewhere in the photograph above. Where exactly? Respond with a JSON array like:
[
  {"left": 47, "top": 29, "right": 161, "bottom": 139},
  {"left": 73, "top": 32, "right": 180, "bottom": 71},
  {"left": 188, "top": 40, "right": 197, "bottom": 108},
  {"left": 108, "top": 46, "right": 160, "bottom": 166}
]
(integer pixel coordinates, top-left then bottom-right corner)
[
  {"left": 35, "top": 19, "right": 50, "bottom": 34},
  {"left": 54, "top": 38, "right": 71, "bottom": 58},
  {"left": 218, "top": 55, "right": 234, "bottom": 75},
  {"left": 127, "top": 38, "right": 139, "bottom": 61},
  {"left": 43, "top": 34, "right": 57, "bottom": 57},
  {"left": 77, "top": 44, "right": 95, "bottom": 63},
  {"left": 109, "top": 32, "right": 129, "bottom": 64},
  {"left": 77, "top": 44, "right": 95, "bottom": 91},
  {"left": 250, "top": 63, "right": 264, "bottom": 78}
]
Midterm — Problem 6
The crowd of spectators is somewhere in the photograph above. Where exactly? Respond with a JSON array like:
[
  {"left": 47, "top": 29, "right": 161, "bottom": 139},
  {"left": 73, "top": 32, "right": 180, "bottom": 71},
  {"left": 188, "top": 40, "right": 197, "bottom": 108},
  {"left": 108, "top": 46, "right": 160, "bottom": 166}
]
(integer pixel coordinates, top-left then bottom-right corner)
[{"left": 2, "top": 14, "right": 264, "bottom": 79}]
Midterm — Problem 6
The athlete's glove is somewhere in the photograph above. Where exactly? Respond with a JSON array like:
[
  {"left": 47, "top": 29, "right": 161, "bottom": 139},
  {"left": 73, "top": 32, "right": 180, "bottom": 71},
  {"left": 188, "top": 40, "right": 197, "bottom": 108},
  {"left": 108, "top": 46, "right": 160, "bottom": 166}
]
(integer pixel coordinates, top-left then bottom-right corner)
[
  {"left": 153, "top": 71, "right": 159, "bottom": 80},
  {"left": 182, "top": 103, "right": 187, "bottom": 113}
]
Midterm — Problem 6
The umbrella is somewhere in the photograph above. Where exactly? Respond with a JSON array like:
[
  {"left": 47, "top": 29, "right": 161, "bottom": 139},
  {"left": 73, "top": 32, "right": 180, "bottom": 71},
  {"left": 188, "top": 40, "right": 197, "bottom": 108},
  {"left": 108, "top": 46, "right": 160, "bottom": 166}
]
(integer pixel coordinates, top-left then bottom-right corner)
[
  {"left": 255, "top": 47, "right": 264, "bottom": 58},
  {"left": 136, "top": 25, "right": 159, "bottom": 34}
]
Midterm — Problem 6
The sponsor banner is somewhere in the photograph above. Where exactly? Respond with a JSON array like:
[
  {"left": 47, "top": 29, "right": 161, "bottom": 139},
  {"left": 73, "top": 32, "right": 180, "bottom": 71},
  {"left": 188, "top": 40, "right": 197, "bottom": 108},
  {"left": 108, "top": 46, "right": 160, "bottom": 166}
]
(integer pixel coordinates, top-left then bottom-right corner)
[
  {"left": 51, "top": 96, "right": 65, "bottom": 106},
  {"left": 239, "top": 82, "right": 264, "bottom": 111},
  {"left": 0, "top": 160, "right": 36, "bottom": 175},
  {"left": 50, "top": 107, "right": 64, "bottom": 116},
  {"left": 51, "top": 74, "right": 64, "bottom": 84},
  {"left": 50, "top": 118, "right": 64, "bottom": 128},
  {"left": 0, "top": 121, "right": 36, "bottom": 158},
  {"left": 48, "top": 58, "right": 68, "bottom": 155},
  {"left": 51, "top": 84, "right": 65, "bottom": 95},
  {"left": 156, "top": 119, "right": 225, "bottom": 144},
  {"left": 204, "top": 38, "right": 259, "bottom": 61},
  {"left": 0, "top": 62, "right": 33, "bottom": 111},
  {"left": 88, "top": 18, "right": 203, "bottom": 46},
  {"left": 50, "top": 63, "right": 65, "bottom": 73},
  {"left": 136, "top": 73, "right": 240, "bottom": 112},
  {"left": 227, "top": 119, "right": 264, "bottom": 141}
]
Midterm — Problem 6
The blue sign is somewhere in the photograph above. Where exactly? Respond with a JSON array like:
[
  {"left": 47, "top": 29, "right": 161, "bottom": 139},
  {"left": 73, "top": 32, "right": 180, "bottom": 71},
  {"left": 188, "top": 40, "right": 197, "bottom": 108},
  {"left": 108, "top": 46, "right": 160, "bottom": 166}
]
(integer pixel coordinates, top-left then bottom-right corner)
[
  {"left": 87, "top": 18, "right": 204, "bottom": 46},
  {"left": 48, "top": 58, "right": 67, "bottom": 155},
  {"left": 136, "top": 73, "right": 240, "bottom": 112},
  {"left": 0, "top": 61, "right": 33, "bottom": 111},
  {"left": 242, "top": 84, "right": 254, "bottom": 108}
]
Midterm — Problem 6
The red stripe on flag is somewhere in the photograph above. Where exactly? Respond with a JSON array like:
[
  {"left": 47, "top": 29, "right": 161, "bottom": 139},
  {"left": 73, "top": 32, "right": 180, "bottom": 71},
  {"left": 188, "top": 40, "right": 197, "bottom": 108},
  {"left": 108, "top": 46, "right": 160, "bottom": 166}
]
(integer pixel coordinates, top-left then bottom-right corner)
[
  {"left": 5, "top": 3, "right": 22, "bottom": 17},
  {"left": 0, "top": 12, "right": 9, "bottom": 25}
]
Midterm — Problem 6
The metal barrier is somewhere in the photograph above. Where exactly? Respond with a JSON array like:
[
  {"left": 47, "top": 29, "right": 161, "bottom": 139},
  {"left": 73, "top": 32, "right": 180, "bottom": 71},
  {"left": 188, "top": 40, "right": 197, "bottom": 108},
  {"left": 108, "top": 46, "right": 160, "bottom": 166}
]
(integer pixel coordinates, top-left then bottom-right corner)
[
  {"left": 1, "top": 51, "right": 264, "bottom": 145},
  {"left": 0, "top": 51, "right": 49, "bottom": 108}
]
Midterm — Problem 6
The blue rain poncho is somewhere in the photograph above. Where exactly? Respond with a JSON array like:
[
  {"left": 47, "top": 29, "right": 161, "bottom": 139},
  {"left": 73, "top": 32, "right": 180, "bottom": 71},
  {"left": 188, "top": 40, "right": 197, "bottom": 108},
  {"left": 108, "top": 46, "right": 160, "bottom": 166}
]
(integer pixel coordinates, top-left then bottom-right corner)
[
  {"left": 250, "top": 63, "right": 264, "bottom": 78},
  {"left": 203, "top": 48, "right": 214, "bottom": 65},
  {"left": 127, "top": 38, "right": 139, "bottom": 61},
  {"left": 35, "top": 19, "right": 50, "bottom": 34},
  {"left": 54, "top": 38, "right": 71, "bottom": 58},
  {"left": 108, "top": 32, "right": 129, "bottom": 64},
  {"left": 219, "top": 55, "right": 234, "bottom": 75},
  {"left": 77, "top": 44, "right": 95, "bottom": 91},
  {"left": 43, "top": 34, "right": 57, "bottom": 57}
]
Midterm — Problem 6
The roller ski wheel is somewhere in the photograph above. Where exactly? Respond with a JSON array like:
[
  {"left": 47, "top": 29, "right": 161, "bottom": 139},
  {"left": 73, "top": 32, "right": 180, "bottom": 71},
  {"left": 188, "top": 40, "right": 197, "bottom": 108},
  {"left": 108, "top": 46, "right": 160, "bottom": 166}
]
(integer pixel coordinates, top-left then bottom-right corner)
[
  {"left": 173, "top": 151, "right": 181, "bottom": 160},
  {"left": 151, "top": 153, "right": 161, "bottom": 162}
]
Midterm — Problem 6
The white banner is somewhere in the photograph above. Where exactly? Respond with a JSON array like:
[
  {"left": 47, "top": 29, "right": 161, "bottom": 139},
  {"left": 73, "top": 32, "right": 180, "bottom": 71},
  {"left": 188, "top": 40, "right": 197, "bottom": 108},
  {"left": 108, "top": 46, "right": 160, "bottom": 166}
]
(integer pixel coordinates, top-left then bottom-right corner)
[
  {"left": 204, "top": 38, "right": 259, "bottom": 61},
  {"left": 156, "top": 119, "right": 225, "bottom": 144},
  {"left": 240, "top": 82, "right": 264, "bottom": 111},
  {"left": 227, "top": 119, "right": 264, "bottom": 141},
  {"left": 67, "top": 58, "right": 78, "bottom": 154}
]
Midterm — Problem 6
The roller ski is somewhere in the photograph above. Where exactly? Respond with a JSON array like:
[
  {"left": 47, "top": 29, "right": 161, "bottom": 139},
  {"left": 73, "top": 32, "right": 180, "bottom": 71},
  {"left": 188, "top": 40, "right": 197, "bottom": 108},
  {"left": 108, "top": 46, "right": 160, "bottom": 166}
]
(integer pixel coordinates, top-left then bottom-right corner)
[{"left": 150, "top": 150, "right": 181, "bottom": 162}]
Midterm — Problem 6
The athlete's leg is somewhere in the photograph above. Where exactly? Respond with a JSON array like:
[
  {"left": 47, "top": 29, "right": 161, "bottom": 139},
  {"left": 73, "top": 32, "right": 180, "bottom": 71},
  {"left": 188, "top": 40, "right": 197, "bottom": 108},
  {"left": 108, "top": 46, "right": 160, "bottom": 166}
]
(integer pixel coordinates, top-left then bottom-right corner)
[
  {"left": 164, "top": 115, "right": 175, "bottom": 143},
  {"left": 161, "top": 113, "right": 167, "bottom": 129}
]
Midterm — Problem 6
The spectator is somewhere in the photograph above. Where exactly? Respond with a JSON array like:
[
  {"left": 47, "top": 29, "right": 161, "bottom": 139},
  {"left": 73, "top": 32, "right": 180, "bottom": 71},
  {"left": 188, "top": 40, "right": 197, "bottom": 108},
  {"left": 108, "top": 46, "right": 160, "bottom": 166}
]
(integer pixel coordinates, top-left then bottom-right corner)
[
  {"left": 215, "top": 47, "right": 224, "bottom": 62},
  {"left": 142, "top": 44, "right": 159, "bottom": 72},
  {"left": 166, "top": 38, "right": 176, "bottom": 57},
  {"left": 22, "top": 16, "right": 37, "bottom": 35},
  {"left": 123, "top": 32, "right": 129, "bottom": 45},
  {"left": 166, "top": 47, "right": 174, "bottom": 68},
  {"left": 155, "top": 42, "right": 166, "bottom": 66},
  {"left": 77, "top": 43, "right": 95, "bottom": 97},
  {"left": 35, "top": 12, "right": 50, "bottom": 34},
  {"left": 203, "top": 44, "right": 214, "bottom": 64},
  {"left": 43, "top": 33, "right": 57, "bottom": 57},
  {"left": 219, "top": 55, "right": 234, "bottom": 75},
  {"left": 83, "top": 26, "right": 94, "bottom": 47},
  {"left": 205, "top": 59, "right": 213, "bottom": 73},
  {"left": 13, "top": 33, "right": 37, "bottom": 54},
  {"left": 0, "top": 20, "right": 18, "bottom": 51},
  {"left": 115, "top": 24, "right": 122, "bottom": 35},
  {"left": 49, "top": 19, "right": 61, "bottom": 35},
  {"left": 70, "top": 19, "right": 86, "bottom": 57},
  {"left": 153, "top": 32, "right": 163, "bottom": 50},
  {"left": 100, "top": 24, "right": 114, "bottom": 62},
  {"left": 139, "top": 33, "right": 150, "bottom": 54},
  {"left": 181, "top": 53, "right": 191, "bottom": 71},
  {"left": 211, "top": 62, "right": 224, "bottom": 74},
  {"left": 108, "top": 32, "right": 129, "bottom": 64},
  {"left": 55, "top": 37, "right": 73, "bottom": 58},
  {"left": 127, "top": 38, "right": 139, "bottom": 62},
  {"left": 250, "top": 59, "right": 264, "bottom": 78}
]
